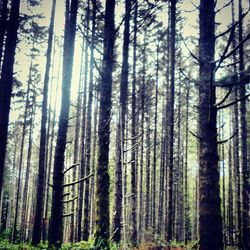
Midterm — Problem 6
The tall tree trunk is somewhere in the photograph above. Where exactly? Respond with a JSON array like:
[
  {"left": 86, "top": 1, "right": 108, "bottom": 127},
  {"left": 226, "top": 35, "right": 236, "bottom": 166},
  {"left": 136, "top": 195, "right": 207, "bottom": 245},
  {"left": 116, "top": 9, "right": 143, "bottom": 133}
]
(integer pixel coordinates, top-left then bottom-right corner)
[
  {"left": 238, "top": 1, "right": 249, "bottom": 248},
  {"left": 48, "top": 0, "right": 78, "bottom": 248},
  {"left": 12, "top": 58, "right": 33, "bottom": 243},
  {"left": 113, "top": 0, "right": 131, "bottom": 243},
  {"left": 0, "top": 0, "right": 8, "bottom": 68},
  {"left": 0, "top": 0, "right": 20, "bottom": 202},
  {"left": 83, "top": 0, "right": 96, "bottom": 241},
  {"left": 167, "top": 0, "right": 176, "bottom": 242},
  {"left": 77, "top": 2, "right": 90, "bottom": 240},
  {"left": 21, "top": 103, "right": 35, "bottom": 241},
  {"left": 32, "top": 0, "right": 56, "bottom": 245},
  {"left": 130, "top": 0, "right": 138, "bottom": 245},
  {"left": 94, "top": 0, "right": 115, "bottom": 248},
  {"left": 152, "top": 42, "right": 159, "bottom": 233},
  {"left": 198, "top": 1, "right": 223, "bottom": 249}
]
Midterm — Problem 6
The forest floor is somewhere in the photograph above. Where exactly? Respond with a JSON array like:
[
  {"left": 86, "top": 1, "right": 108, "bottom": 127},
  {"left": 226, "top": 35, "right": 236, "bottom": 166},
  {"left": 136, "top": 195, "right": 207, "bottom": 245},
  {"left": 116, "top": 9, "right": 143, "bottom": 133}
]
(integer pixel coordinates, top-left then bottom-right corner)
[{"left": 0, "top": 240, "right": 240, "bottom": 250}]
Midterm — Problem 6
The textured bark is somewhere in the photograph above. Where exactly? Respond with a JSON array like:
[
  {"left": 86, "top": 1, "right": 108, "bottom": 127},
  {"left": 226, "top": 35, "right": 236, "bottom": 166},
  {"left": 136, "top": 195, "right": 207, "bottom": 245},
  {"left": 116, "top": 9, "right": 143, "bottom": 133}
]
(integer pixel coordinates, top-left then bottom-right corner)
[
  {"left": 198, "top": 1, "right": 223, "bottom": 249},
  {"left": 94, "top": 0, "right": 115, "bottom": 248},
  {"left": 0, "top": 0, "right": 20, "bottom": 202},
  {"left": 77, "top": 2, "right": 90, "bottom": 240},
  {"left": 48, "top": 0, "right": 78, "bottom": 248},
  {"left": 0, "top": 0, "right": 8, "bottom": 67},
  {"left": 113, "top": 0, "right": 131, "bottom": 243},
  {"left": 83, "top": 0, "right": 96, "bottom": 241},
  {"left": 21, "top": 105, "right": 35, "bottom": 241},
  {"left": 167, "top": 0, "right": 176, "bottom": 242},
  {"left": 130, "top": 0, "right": 138, "bottom": 245},
  {"left": 32, "top": 0, "right": 56, "bottom": 245},
  {"left": 145, "top": 98, "right": 151, "bottom": 231},
  {"left": 139, "top": 41, "right": 146, "bottom": 241},
  {"left": 152, "top": 43, "right": 159, "bottom": 233},
  {"left": 238, "top": 1, "right": 249, "bottom": 248}
]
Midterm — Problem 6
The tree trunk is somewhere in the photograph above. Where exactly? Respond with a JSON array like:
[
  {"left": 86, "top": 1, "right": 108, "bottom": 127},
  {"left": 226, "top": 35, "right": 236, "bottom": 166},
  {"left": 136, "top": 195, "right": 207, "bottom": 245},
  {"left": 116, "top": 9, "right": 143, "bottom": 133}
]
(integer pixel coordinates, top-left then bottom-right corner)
[
  {"left": 83, "top": 0, "right": 96, "bottom": 241},
  {"left": 0, "top": 0, "right": 20, "bottom": 202},
  {"left": 198, "top": 1, "right": 223, "bottom": 249},
  {"left": 48, "top": 0, "right": 78, "bottom": 248},
  {"left": 130, "top": 0, "right": 138, "bottom": 245},
  {"left": 94, "top": 0, "right": 115, "bottom": 248},
  {"left": 113, "top": 0, "right": 131, "bottom": 243},
  {"left": 32, "top": 0, "right": 56, "bottom": 245},
  {"left": 167, "top": 0, "right": 176, "bottom": 242},
  {"left": 238, "top": 1, "right": 250, "bottom": 249}
]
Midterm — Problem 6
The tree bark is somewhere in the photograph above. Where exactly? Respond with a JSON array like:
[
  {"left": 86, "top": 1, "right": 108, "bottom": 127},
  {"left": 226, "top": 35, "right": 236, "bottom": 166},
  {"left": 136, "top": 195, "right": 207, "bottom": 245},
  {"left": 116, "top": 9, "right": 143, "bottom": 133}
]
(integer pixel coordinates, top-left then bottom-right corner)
[
  {"left": 48, "top": 0, "right": 78, "bottom": 248},
  {"left": 113, "top": 0, "right": 131, "bottom": 243},
  {"left": 32, "top": 0, "right": 56, "bottom": 245},
  {"left": 198, "top": 1, "right": 223, "bottom": 249},
  {"left": 0, "top": 0, "right": 8, "bottom": 68},
  {"left": 94, "top": 0, "right": 115, "bottom": 248},
  {"left": 0, "top": 0, "right": 20, "bottom": 202}
]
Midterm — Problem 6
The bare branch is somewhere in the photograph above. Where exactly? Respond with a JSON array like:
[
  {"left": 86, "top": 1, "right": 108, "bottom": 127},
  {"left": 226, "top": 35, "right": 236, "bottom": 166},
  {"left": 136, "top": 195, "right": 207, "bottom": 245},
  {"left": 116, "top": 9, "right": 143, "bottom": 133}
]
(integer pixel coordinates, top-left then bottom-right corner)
[
  {"left": 63, "top": 173, "right": 94, "bottom": 188},
  {"left": 217, "top": 92, "right": 250, "bottom": 110},
  {"left": 63, "top": 196, "right": 78, "bottom": 203},
  {"left": 214, "top": 87, "right": 233, "bottom": 107},
  {"left": 189, "top": 130, "right": 201, "bottom": 140},
  {"left": 63, "top": 212, "right": 74, "bottom": 217},
  {"left": 63, "top": 163, "right": 79, "bottom": 175},
  {"left": 218, "top": 131, "right": 237, "bottom": 144}
]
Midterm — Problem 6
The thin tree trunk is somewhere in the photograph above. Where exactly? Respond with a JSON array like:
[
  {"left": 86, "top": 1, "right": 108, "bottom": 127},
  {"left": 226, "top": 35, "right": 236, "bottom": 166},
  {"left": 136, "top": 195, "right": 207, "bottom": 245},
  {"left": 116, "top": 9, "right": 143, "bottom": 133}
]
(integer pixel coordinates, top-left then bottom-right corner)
[
  {"left": 130, "top": 0, "right": 138, "bottom": 245},
  {"left": 83, "top": 0, "right": 96, "bottom": 240},
  {"left": 113, "top": 0, "right": 131, "bottom": 243},
  {"left": 48, "top": 0, "right": 78, "bottom": 248},
  {"left": 32, "top": 0, "right": 56, "bottom": 245},
  {"left": 94, "top": 0, "right": 115, "bottom": 248},
  {"left": 167, "top": 0, "right": 176, "bottom": 241}
]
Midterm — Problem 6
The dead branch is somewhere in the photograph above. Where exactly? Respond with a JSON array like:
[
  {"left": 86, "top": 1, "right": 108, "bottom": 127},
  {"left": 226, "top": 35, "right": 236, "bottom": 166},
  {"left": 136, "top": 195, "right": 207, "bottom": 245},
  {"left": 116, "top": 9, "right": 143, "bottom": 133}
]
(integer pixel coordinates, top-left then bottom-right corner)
[
  {"left": 63, "top": 163, "right": 79, "bottom": 175},
  {"left": 63, "top": 196, "right": 78, "bottom": 204},
  {"left": 217, "top": 92, "right": 250, "bottom": 110},
  {"left": 214, "top": 87, "right": 233, "bottom": 107},
  {"left": 218, "top": 131, "right": 237, "bottom": 144},
  {"left": 63, "top": 212, "right": 74, "bottom": 217},
  {"left": 63, "top": 192, "right": 71, "bottom": 197},
  {"left": 63, "top": 173, "right": 94, "bottom": 188},
  {"left": 189, "top": 130, "right": 201, "bottom": 140}
]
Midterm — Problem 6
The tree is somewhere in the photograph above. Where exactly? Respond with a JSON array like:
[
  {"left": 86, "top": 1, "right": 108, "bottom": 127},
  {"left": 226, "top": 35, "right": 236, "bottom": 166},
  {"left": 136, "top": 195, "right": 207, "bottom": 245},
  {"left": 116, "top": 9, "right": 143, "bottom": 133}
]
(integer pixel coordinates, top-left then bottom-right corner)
[
  {"left": 32, "top": 0, "right": 56, "bottom": 245},
  {"left": 0, "top": 0, "right": 21, "bottom": 202},
  {"left": 198, "top": 1, "right": 223, "bottom": 249},
  {"left": 95, "top": 0, "right": 115, "bottom": 248},
  {"left": 48, "top": 0, "right": 79, "bottom": 248},
  {"left": 113, "top": 0, "right": 131, "bottom": 243}
]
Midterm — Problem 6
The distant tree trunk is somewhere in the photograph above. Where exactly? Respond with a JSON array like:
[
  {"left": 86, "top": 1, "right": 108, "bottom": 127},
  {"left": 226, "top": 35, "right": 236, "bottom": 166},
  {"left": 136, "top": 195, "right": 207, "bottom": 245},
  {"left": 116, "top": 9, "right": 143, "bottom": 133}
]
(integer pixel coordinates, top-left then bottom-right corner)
[
  {"left": 238, "top": 1, "right": 249, "bottom": 248},
  {"left": 184, "top": 81, "right": 191, "bottom": 243},
  {"left": 145, "top": 96, "right": 151, "bottom": 232},
  {"left": 198, "top": 1, "right": 223, "bottom": 249},
  {"left": 83, "top": 0, "right": 96, "bottom": 241},
  {"left": 12, "top": 58, "right": 32, "bottom": 243},
  {"left": 228, "top": 140, "right": 234, "bottom": 245},
  {"left": 139, "top": 40, "right": 146, "bottom": 241},
  {"left": 94, "top": 0, "right": 115, "bottom": 248},
  {"left": 0, "top": 0, "right": 8, "bottom": 67},
  {"left": 21, "top": 103, "right": 35, "bottom": 241},
  {"left": 77, "top": 2, "right": 90, "bottom": 241},
  {"left": 152, "top": 42, "right": 159, "bottom": 233},
  {"left": 48, "top": 0, "right": 78, "bottom": 248},
  {"left": 32, "top": 0, "right": 56, "bottom": 245},
  {"left": 130, "top": 0, "right": 138, "bottom": 245},
  {"left": 113, "top": 0, "right": 131, "bottom": 243},
  {"left": 0, "top": 0, "right": 20, "bottom": 202},
  {"left": 167, "top": 0, "right": 176, "bottom": 242}
]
